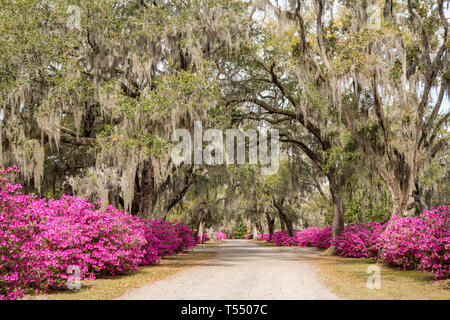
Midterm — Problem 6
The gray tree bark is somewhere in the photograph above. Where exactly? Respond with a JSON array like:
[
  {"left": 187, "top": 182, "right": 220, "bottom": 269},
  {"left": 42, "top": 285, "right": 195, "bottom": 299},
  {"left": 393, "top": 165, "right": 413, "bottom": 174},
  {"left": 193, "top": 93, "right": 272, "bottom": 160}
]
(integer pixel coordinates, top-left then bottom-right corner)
[{"left": 139, "top": 157, "right": 155, "bottom": 219}]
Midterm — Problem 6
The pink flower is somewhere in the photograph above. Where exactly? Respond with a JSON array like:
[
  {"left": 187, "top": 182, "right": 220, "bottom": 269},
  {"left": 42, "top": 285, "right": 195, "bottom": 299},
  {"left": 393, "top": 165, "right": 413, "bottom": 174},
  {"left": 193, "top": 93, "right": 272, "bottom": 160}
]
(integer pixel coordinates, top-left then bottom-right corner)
[{"left": 0, "top": 165, "right": 197, "bottom": 300}]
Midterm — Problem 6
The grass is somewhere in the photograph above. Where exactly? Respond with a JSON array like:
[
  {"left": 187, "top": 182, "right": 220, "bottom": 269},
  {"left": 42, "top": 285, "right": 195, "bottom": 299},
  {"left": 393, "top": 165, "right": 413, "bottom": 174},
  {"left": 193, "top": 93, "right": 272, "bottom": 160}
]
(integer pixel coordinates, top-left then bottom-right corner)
[
  {"left": 313, "top": 254, "right": 450, "bottom": 300},
  {"left": 23, "top": 243, "right": 217, "bottom": 300}
]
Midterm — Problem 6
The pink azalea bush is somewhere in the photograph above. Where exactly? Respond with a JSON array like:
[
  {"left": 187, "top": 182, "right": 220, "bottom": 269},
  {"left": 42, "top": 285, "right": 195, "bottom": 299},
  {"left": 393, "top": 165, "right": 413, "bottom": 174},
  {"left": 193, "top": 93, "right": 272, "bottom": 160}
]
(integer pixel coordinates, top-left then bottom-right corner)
[
  {"left": 273, "top": 226, "right": 332, "bottom": 249},
  {"left": 0, "top": 166, "right": 196, "bottom": 300},
  {"left": 0, "top": 167, "right": 146, "bottom": 299},
  {"left": 244, "top": 233, "right": 270, "bottom": 241},
  {"left": 140, "top": 220, "right": 196, "bottom": 265},
  {"left": 378, "top": 206, "right": 449, "bottom": 279},
  {"left": 257, "top": 233, "right": 270, "bottom": 241},
  {"left": 300, "top": 226, "right": 332, "bottom": 249},
  {"left": 174, "top": 222, "right": 197, "bottom": 251},
  {"left": 331, "top": 221, "right": 387, "bottom": 258},
  {"left": 141, "top": 219, "right": 196, "bottom": 262},
  {"left": 271, "top": 206, "right": 449, "bottom": 280},
  {"left": 196, "top": 231, "right": 210, "bottom": 244},
  {"left": 272, "top": 230, "right": 295, "bottom": 246},
  {"left": 215, "top": 232, "right": 227, "bottom": 240}
]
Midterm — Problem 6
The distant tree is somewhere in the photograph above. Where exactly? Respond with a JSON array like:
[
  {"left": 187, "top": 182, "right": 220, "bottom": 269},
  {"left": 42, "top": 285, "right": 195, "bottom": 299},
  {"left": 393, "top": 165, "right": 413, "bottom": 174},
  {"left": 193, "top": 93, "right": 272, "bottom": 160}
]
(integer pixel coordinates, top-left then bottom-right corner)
[
  {"left": 233, "top": 222, "right": 248, "bottom": 239},
  {"left": 0, "top": 0, "right": 250, "bottom": 218}
]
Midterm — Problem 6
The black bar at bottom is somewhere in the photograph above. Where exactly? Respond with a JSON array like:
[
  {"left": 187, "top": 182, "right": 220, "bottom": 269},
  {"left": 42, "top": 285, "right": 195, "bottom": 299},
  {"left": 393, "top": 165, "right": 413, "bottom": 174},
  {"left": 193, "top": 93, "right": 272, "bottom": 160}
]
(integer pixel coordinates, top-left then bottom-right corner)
[{"left": 1, "top": 300, "right": 447, "bottom": 319}]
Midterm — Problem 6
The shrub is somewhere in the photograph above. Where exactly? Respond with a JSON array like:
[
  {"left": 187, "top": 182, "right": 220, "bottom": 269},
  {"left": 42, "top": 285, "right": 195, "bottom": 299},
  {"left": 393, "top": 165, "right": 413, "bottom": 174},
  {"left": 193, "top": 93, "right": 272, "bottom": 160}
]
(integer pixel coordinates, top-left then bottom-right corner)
[
  {"left": 257, "top": 233, "right": 270, "bottom": 241},
  {"left": 174, "top": 222, "right": 197, "bottom": 251},
  {"left": 273, "top": 226, "right": 332, "bottom": 249},
  {"left": 140, "top": 225, "right": 163, "bottom": 265},
  {"left": 332, "top": 221, "right": 387, "bottom": 258},
  {"left": 378, "top": 206, "right": 449, "bottom": 279},
  {"left": 141, "top": 219, "right": 196, "bottom": 263},
  {"left": 298, "top": 226, "right": 332, "bottom": 249},
  {"left": 0, "top": 167, "right": 146, "bottom": 299},
  {"left": 215, "top": 232, "right": 227, "bottom": 240},
  {"left": 233, "top": 223, "right": 247, "bottom": 239},
  {"left": 261, "top": 207, "right": 449, "bottom": 280},
  {"left": 272, "top": 230, "right": 294, "bottom": 246},
  {"left": 0, "top": 166, "right": 196, "bottom": 300},
  {"left": 196, "top": 231, "right": 209, "bottom": 244}
]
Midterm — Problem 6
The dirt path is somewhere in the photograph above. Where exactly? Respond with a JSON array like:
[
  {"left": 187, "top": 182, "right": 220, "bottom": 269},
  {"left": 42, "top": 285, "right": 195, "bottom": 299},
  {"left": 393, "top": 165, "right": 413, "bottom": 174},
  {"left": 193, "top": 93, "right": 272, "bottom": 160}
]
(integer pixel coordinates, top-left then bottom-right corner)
[{"left": 117, "top": 239, "right": 338, "bottom": 300}]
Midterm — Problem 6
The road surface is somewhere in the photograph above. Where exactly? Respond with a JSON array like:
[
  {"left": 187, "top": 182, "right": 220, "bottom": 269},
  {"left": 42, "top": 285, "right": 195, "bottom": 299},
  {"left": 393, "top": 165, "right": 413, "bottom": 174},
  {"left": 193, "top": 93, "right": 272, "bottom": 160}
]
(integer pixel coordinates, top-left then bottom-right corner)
[{"left": 118, "top": 239, "right": 338, "bottom": 300}]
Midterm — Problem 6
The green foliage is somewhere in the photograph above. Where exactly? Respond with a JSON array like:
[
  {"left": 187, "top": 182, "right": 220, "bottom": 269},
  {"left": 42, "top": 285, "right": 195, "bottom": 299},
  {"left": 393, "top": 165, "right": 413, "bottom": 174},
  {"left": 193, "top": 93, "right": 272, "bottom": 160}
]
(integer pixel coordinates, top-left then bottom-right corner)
[
  {"left": 1, "top": 0, "right": 448, "bottom": 234},
  {"left": 344, "top": 190, "right": 391, "bottom": 224},
  {"left": 232, "top": 223, "right": 247, "bottom": 239}
]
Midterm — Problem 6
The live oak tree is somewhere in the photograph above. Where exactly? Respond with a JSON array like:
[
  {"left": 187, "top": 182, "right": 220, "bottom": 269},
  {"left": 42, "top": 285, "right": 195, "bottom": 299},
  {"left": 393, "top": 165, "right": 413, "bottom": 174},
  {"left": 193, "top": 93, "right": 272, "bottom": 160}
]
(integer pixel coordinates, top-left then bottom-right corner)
[
  {"left": 262, "top": 160, "right": 322, "bottom": 237},
  {"left": 1, "top": 0, "right": 448, "bottom": 241},
  {"left": 0, "top": 0, "right": 250, "bottom": 217},
  {"left": 259, "top": 0, "right": 449, "bottom": 216},
  {"left": 336, "top": 0, "right": 449, "bottom": 216},
  {"left": 221, "top": 7, "right": 357, "bottom": 243}
]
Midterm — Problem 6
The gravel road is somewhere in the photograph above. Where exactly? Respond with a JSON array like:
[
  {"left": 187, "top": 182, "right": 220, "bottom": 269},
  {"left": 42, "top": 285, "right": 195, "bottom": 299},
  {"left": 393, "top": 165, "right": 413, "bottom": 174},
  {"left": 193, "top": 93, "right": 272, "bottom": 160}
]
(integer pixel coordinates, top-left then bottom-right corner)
[{"left": 117, "top": 239, "right": 338, "bottom": 300}]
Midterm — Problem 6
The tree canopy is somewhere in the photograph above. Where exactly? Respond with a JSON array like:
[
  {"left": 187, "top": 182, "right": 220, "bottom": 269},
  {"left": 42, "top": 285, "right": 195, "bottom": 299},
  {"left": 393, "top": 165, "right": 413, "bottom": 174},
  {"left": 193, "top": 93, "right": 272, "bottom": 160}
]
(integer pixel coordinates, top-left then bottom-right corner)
[{"left": 0, "top": 0, "right": 448, "bottom": 245}]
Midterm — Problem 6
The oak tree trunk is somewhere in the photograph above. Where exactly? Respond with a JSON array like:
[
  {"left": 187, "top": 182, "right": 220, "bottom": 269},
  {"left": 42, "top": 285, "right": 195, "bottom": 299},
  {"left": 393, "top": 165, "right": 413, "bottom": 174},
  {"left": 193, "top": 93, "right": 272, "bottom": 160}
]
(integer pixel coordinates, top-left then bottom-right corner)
[
  {"left": 414, "top": 181, "right": 427, "bottom": 214},
  {"left": 280, "top": 218, "right": 286, "bottom": 231},
  {"left": 256, "top": 221, "right": 264, "bottom": 237},
  {"left": 331, "top": 190, "right": 345, "bottom": 240},
  {"left": 274, "top": 200, "right": 295, "bottom": 237},
  {"left": 386, "top": 176, "right": 415, "bottom": 217},
  {"left": 198, "top": 220, "right": 205, "bottom": 243},
  {"left": 251, "top": 221, "right": 258, "bottom": 240},
  {"left": 327, "top": 173, "right": 345, "bottom": 240},
  {"left": 139, "top": 157, "right": 155, "bottom": 219},
  {"left": 266, "top": 212, "right": 275, "bottom": 241}
]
